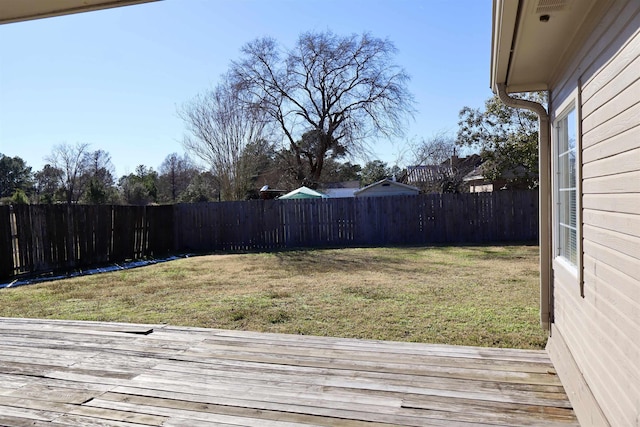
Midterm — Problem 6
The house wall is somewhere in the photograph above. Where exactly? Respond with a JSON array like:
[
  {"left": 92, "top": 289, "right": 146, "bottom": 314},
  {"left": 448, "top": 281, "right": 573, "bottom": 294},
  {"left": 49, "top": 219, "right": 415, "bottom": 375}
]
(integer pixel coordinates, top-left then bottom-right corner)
[
  {"left": 546, "top": 1, "right": 640, "bottom": 426},
  {"left": 468, "top": 183, "right": 494, "bottom": 193}
]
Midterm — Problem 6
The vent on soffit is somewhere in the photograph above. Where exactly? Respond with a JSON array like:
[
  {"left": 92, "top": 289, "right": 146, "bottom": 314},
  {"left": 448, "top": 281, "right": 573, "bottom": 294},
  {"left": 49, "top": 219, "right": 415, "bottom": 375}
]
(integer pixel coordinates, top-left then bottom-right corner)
[{"left": 536, "top": 0, "right": 570, "bottom": 13}]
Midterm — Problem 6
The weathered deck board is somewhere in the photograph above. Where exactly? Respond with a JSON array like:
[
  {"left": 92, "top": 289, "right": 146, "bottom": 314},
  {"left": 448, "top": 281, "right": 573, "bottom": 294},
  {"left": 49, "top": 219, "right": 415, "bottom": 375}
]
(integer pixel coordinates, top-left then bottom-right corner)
[{"left": 0, "top": 318, "right": 578, "bottom": 426}]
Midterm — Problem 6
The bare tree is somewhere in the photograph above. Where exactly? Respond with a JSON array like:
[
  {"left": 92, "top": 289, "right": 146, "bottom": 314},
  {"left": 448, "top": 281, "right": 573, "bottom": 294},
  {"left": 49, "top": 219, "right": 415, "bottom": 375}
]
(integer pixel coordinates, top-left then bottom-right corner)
[
  {"left": 45, "top": 142, "right": 90, "bottom": 204},
  {"left": 411, "top": 133, "right": 458, "bottom": 166},
  {"left": 158, "top": 153, "right": 197, "bottom": 203},
  {"left": 81, "top": 149, "right": 117, "bottom": 204},
  {"left": 179, "top": 171, "right": 219, "bottom": 203},
  {"left": 408, "top": 133, "right": 480, "bottom": 193},
  {"left": 179, "top": 76, "right": 267, "bottom": 201},
  {"left": 231, "top": 31, "right": 414, "bottom": 186},
  {"left": 83, "top": 149, "right": 115, "bottom": 178}
]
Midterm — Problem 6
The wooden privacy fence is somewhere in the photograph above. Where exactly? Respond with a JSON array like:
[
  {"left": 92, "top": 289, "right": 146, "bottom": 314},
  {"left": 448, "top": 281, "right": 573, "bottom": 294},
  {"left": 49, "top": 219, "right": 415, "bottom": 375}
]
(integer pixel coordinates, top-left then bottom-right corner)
[
  {"left": 0, "top": 204, "right": 173, "bottom": 281},
  {"left": 1, "top": 190, "right": 538, "bottom": 281},
  {"left": 174, "top": 190, "right": 538, "bottom": 251}
]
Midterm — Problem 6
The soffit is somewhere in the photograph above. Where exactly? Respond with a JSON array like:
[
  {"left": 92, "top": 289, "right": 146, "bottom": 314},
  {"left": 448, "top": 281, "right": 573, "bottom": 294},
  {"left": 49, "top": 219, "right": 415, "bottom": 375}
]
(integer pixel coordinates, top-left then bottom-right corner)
[
  {"left": 0, "top": 0, "right": 157, "bottom": 25},
  {"left": 492, "top": 0, "right": 601, "bottom": 93}
]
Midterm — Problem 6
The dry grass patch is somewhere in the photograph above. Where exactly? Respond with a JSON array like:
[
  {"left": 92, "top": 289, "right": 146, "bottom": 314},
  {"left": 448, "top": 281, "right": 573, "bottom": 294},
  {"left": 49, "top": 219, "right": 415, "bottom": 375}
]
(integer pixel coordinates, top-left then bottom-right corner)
[{"left": 0, "top": 245, "right": 546, "bottom": 349}]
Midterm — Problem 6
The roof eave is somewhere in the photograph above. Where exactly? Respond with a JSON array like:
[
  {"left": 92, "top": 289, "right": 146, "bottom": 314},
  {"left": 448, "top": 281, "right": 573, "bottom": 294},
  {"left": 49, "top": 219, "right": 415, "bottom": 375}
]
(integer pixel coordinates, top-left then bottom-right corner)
[
  {"left": 491, "top": 0, "right": 609, "bottom": 94},
  {"left": 0, "top": 0, "right": 159, "bottom": 25},
  {"left": 490, "top": 0, "right": 520, "bottom": 93},
  {"left": 354, "top": 179, "right": 419, "bottom": 195}
]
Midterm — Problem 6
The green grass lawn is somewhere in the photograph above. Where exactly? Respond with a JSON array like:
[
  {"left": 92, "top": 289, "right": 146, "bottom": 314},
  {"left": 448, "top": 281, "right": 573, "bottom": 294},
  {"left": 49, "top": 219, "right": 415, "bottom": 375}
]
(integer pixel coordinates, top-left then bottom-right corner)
[{"left": 0, "top": 245, "right": 547, "bottom": 349}]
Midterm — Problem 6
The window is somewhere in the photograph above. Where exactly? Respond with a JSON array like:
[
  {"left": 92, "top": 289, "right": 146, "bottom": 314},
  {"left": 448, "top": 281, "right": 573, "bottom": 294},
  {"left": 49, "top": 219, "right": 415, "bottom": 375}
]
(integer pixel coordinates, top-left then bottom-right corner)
[{"left": 556, "top": 107, "right": 577, "bottom": 266}]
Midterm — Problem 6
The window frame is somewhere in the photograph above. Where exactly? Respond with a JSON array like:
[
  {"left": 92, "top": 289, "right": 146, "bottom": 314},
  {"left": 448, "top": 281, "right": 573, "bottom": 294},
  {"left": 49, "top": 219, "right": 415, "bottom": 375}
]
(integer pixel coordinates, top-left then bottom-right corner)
[{"left": 552, "top": 94, "right": 583, "bottom": 294}]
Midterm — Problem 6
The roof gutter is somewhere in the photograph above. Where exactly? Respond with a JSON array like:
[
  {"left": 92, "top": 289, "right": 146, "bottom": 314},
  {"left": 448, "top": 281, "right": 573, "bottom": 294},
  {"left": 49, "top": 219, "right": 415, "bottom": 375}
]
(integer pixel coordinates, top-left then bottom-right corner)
[
  {"left": 490, "top": 0, "right": 519, "bottom": 92},
  {"left": 495, "top": 83, "right": 552, "bottom": 330}
]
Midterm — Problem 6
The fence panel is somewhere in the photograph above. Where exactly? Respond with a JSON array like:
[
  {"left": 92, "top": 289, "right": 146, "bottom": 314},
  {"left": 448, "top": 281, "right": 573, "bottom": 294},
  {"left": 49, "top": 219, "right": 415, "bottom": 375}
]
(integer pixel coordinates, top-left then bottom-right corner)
[
  {"left": 49, "top": 205, "right": 70, "bottom": 270},
  {"left": 0, "top": 206, "right": 14, "bottom": 280},
  {"left": 112, "top": 205, "right": 133, "bottom": 261},
  {"left": 75, "top": 205, "right": 95, "bottom": 268},
  {"left": 148, "top": 205, "right": 174, "bottom": 257},
  {"left": 12, "top": 205, "right": 34, "bottom": 275},
  {"left": 165, "top": 191, "right": 539, "bottom": 252},
  {"left": 26, "top": 205, "right": 49, "bottom": 272}
]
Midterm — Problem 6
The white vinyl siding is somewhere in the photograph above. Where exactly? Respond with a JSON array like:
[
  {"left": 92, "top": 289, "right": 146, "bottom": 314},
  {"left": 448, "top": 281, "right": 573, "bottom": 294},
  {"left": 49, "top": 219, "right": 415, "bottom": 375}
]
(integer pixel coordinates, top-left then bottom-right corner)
[{"left": 546, "top": 1, "right": 640, "bottom": 426}]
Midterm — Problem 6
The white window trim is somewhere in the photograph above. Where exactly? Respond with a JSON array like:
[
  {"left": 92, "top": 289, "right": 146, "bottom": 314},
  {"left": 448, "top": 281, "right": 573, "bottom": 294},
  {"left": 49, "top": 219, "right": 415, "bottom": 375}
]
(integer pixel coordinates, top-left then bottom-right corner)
[{"left": 552, "top": 91, "right": 582, "bottom": 293}]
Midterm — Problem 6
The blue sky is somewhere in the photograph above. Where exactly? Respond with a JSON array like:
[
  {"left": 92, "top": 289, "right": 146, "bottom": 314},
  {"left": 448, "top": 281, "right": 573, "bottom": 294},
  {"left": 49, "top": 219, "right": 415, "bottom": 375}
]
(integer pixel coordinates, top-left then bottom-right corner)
[{"left": 0, "top": 0, "right": 493, "bottom": 177}]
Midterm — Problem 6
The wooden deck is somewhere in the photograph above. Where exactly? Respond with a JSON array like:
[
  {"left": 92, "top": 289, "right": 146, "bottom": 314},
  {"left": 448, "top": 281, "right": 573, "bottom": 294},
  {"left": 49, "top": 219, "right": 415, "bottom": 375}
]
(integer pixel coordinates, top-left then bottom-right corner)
[{"left": 0, "top": 318, "right": 578, "bottom": 426}]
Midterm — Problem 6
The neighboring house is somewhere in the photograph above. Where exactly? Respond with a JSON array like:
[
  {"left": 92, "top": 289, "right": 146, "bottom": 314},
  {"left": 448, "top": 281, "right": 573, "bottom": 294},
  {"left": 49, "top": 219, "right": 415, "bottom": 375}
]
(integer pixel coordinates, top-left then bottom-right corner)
[
  {"left": 463, "top": 163, "right": 531, "bottom": 192},
  {"left": 462, "top": 165, "right": 493, "bottom": 193},
  {"left": 258, "top": 185, "right": 286, "bottom": 200},
  {"left": 354, "top": 179, "right": 419, "bottom": 198},
  {"left": 318, "top": 181, "right": 360, "bottom": 198},
  {"left": 492, "top": 1, "right": 639, "bottom": 426},
  {"left": 278, "top": 186, "right": 328, "bottom": 200},
  {"left": 406, "top": 164, "right": 452, "bottom": 185},
  {"left": 406, "top": 155, "right": 482, "bottom": 193}
]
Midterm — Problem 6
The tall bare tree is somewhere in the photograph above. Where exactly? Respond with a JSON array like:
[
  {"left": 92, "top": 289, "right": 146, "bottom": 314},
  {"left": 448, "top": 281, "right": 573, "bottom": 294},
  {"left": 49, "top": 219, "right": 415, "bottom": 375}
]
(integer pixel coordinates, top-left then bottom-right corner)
[
  {"left": 158, "top": 153, "right": 197, "bottom": 203},
  {"left": 411, "top": 133, "right": 458, "bottom": 166},
  {"left": 45, "top": 142, "right": 90, "bottom": 205},
  {"left": 231, "top": 31, "right": 414, "bottom": 186},
  {"left": 81, "top": 149, "right": 117, "bottom": 204},
  {"left": 180, "top": 76, "right": 267, "bottom": 201}
]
